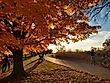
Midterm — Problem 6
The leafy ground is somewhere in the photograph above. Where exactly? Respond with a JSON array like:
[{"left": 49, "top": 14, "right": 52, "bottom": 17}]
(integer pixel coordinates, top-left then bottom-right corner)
[
  {"left": 0, "top": 56, "right": 110, "bottom": 83},
  {"left": 0, "top": 56, "right": 39, "bottom": 78},
  {"left": 21, "top": 60, "right": 110, "bottom": 83}
]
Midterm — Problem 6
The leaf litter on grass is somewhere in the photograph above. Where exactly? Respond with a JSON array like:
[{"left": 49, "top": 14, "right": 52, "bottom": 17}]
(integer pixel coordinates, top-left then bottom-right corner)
[{"left": 21, "top": 60, "right": 110, "bottom": 83}]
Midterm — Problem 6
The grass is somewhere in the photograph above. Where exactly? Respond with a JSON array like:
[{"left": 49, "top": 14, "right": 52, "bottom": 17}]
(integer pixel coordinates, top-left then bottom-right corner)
[
  {"left": 0, "top": 55, "right": 110, "bottom": 83},
  {"left": 0, "top": 55, "right": 39, "bottom": 79},
  {"left": 23, "top": 56, "right": 39, "bottom": 70},
  {"left": 22, "top": 60, "right": 110, "bottom": 83}
]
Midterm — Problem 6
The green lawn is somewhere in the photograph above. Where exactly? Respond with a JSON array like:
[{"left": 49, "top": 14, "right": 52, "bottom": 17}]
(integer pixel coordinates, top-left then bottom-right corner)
[{"left": 0, "top": 55, "right": 39, "bottom": 76}]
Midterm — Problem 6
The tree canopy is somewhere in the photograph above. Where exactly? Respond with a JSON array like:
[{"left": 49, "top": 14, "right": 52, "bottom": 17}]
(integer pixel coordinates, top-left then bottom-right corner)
[
  {"left": 0, "top": 0, "right": 103, "bottom": 80},
  {"left": 0, "top": 0, "right": 101, "bottom": 53}
]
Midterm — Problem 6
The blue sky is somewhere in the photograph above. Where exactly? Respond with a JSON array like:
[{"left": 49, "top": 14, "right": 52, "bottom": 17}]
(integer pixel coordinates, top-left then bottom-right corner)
[
  {"left": 48, "top": 19, "right": 110, "bottom": 52},
  {"left": 64, "top": 20, "right": 110, "bottom": 51},
  {"left": 65, "top": 0, "right": 110, "bottom": 51},
  {"left": 48, "top": 1, "right": 110, "bottom": 52},
  {"left": 48, "top": 26, "right": 110, "bottom": 52},
  {"left": 48, "top": 18, "right": 110, "bottom": 52},
  {"left": 64, "top": 21, "right": 110, "bottom": 51}
]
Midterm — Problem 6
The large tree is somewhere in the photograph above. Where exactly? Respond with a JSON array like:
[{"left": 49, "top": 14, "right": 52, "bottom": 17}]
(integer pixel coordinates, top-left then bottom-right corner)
[{"left": 0, "top": 0, "right": 101, "bottom": 79}]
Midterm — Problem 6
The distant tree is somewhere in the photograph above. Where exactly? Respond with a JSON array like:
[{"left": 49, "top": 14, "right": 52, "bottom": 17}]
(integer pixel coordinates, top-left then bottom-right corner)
[
  {"left": 0, "top": 0, "right": 101, "bottom": 79},
  {"left": 56, "top": 45, "right": 66, "bottom": 53},
  {"left": 75, "top": 49, "right": 80, "bottom": 53},
  {"left": 103, "top": 39, "right": 110, "bottom": 56},
  {"left": 46, "top": 49, "right": 53, "bottom": 54},
  {"left": 67, "top": 49, "right": 73, "bottom": 53},
  {"left": 103, "top": 39, "right": 110, "bottom": 47}
]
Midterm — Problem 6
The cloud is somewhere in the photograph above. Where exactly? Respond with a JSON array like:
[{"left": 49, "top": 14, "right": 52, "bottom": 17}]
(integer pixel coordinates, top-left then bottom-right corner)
[
  {"left": 48, "top": 31, "right": 110, "bottom": 52},
  {"left": 65, "top": 31, "right": 110, "bottom": 51},
  {"left": 48, "top": 44, "right": 58, "bottom": 53}
]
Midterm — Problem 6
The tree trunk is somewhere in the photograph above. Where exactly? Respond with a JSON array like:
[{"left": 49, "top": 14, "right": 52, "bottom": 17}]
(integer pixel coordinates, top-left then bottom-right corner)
[{"left": 8, "top": 49, "right": 27, "bottom": 79}]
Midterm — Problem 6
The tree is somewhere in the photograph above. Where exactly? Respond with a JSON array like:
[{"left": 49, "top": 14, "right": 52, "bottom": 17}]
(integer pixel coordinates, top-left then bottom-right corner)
[
  {"left": 0, "top": 0, "right": 101, "bottom": 79},
  {"left": 103, "top": 38, "right": 110, "bottom": 56},
  {"left": 45, "top": 49, "right": 53, "bottom": 54},
  {"left": 103, "top": 38, "right": 110, "bottom": 47},
  {"left": 56, "top": 45, "right": 66, "bottom": 53}
]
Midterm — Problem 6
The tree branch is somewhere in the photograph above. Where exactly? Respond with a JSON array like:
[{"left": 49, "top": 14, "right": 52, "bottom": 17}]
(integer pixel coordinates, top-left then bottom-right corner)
[{"left": 86, "top": 1, "right": 110, "bottom": 21}]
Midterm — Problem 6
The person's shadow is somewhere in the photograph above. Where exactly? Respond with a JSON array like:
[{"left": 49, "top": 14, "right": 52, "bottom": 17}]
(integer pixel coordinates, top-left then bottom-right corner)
[
  {"left": 26, "top": 58, "right": 44, "bottom": 73},
  {"left": 0, "top": 58, "right": 44, "bottom": 83}
]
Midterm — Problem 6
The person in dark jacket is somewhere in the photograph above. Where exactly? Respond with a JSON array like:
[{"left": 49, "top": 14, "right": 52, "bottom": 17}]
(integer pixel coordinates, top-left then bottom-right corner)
[
  {"left": 91, "top": 49, "right": 96, "bottom": 65},
  {"left": 2, "top": 55, "right": 10, "bottom": 73}
]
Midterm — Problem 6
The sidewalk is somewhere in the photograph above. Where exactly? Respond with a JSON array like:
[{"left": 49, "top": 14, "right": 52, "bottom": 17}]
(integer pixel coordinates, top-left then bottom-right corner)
[{"left": 45, "top": 57, "right": 110, "bottom": 79}]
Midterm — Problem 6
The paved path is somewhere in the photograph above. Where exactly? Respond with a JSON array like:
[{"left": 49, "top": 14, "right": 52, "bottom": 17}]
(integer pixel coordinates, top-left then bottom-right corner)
[{"left": 45, "top": 57, "right": 110, "bottom": 79}]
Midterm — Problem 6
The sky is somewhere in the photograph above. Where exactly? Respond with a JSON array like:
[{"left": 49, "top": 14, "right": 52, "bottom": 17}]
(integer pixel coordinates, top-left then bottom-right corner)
[
  {"left": 48, "top": 1, "right": 110, "bottom": 53},
  {"left": 49, "top": 21, "right": 110, "bottom": 53},
  {"left": 48, "top": 25, "right": 110, "bottom": 53},
  {"left": 65, "top": 27, "right": 110, "bottom": 51}
]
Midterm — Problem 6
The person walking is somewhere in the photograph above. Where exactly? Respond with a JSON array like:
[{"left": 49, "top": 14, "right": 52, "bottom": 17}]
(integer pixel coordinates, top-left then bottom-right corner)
[
  {"left": 0, "top": 56, "right": 2, "bottom": 67},
  {"left": 2, "top": 55, "right": 10, "bottom": 73},
  {"left": 91, "top": 49, "right": 96, "bottom": 65},
  {"left": 39, "top": 50, "right": 45, "bottom": 61}
]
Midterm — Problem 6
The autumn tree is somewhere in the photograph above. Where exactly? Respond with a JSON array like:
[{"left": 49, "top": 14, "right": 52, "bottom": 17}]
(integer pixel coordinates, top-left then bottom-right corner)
[{"left": 0, "top": 0, "right": 101, "bottom": 79}]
